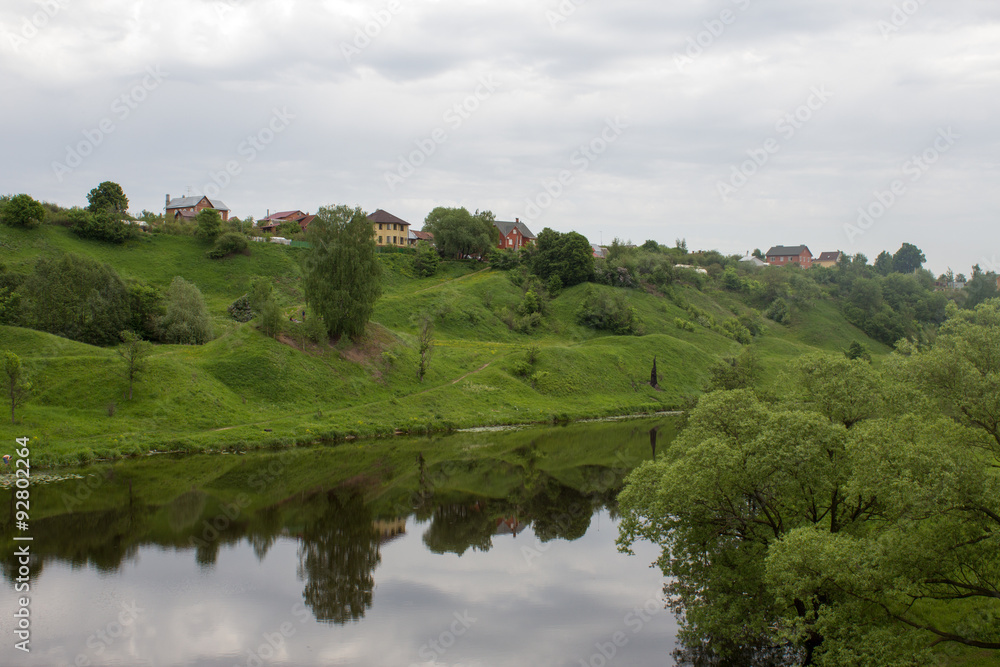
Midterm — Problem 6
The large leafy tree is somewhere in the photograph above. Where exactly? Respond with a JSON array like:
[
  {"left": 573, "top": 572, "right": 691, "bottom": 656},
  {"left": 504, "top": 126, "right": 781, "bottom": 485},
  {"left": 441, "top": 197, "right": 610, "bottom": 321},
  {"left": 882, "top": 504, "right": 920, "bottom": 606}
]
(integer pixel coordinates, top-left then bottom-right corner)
[
  {"left": 891, "top": 242, "right": 926, "bottom": 274},
  {"left": 194, "top": 208, "right": 222, "bottom": 243},
  {"left": 422, "top": 206, "right": 495, "bottom": 259},
  {"left": 619, "top": 344, "right": 1000, "bottom": 664},
  {"left": 18, "top": 253, "right": 132, "bottom": 346},
  {"left": 303, "top": 205, "right": 382, "bottom": 339},
  {"left": 532, "top": 228, "right": 594, "bottom": 287},
  {"left": 0, "top": 194, "right": 45, "bottom": 228},
  {"left": 157, "top": 277, "right": 213, "bottom": 344},
  {"left": 86, "top": 181, "right": 129, "bottom": 214}
]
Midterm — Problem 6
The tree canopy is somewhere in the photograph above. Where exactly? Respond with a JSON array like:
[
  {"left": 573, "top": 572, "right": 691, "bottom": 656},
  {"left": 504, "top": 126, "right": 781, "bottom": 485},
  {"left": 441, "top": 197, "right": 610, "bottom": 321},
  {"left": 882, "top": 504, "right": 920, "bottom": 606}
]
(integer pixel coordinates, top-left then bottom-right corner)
[
  {"left": 891, "top": 242, "right": 926, "bottom": 274},
  {"left": 422, "top": 207, "right": 496, "bottom": 259},
  {"left": 618, "top": 307, "right": 1000, "bottom": 664},
  {"left": 0, "top": 194, "right": 45, "bottom": 228},
  {"left": 531, "top": 227, "right": 594, "bottom": 287},
  {"left": 195, "top": 208, "right": 223, "bottom": 243},
  {"left": 87, "top": 181, "right": 129, "bottom": 214},
  {"left": 303, "top": 205, "right": 383, "bottom": 340}
]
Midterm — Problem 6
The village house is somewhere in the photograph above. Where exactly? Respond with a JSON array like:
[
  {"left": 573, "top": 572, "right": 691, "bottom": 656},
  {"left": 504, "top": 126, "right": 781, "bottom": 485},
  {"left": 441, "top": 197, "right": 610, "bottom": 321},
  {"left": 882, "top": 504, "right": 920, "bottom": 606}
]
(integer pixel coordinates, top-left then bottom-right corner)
[
  {"left": 369, "top": 209, "right": 410, "bottom": 248},
  {"left": 814, "top": 251, "right": 843, "bottom": 268},
  {"left": 258, "top": 210, "right": 316, "bottom": 234},
  {"left": 165, "top": 194, "right": 230, "bottom": 222},
  {"left": 765, "top": 245, "right": 813, "bottom": 268},
  {"left": 409, "top": 229, "right": 434, "bottom": 246},
  {"left": 494, "top": 218, "right": 536, "bottom": 250}
]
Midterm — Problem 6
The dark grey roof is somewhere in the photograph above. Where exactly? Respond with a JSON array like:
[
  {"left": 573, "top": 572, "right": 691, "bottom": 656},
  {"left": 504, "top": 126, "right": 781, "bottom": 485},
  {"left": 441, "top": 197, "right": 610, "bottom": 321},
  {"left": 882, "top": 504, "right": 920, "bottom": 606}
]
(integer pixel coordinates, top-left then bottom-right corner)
[
  {"left": 765, "top": 245, "right": 811, "bottom": 257},
  {"left": 817, "top": 251, "right": 841, "bottom": 261},
  {"left": 494, "top": 220, "right": 536, "bottom": 239},
  {"left": 166, "top": 195, "right": 230, "bottom": 211}
]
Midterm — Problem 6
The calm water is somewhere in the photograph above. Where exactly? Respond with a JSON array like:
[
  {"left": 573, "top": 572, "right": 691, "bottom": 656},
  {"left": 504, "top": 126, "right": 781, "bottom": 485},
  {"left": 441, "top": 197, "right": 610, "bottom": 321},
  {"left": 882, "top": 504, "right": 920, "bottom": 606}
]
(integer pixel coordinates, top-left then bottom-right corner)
[{"left": 1, "top": 419, "right": 680, "bottom": 666}]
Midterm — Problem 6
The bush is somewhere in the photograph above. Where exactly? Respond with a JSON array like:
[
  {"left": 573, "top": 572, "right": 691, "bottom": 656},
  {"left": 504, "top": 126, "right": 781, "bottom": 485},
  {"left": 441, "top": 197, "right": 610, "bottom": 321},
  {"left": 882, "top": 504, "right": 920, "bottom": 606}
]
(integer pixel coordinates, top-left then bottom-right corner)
[
  {"left": 228, "top": 294, "right": 255, "bottom": 322},
  {"left": 70, "top": 208, "right": 133, "bottom": 243},
  {"left": 576, "top": 286, "right": 641, "bottom": 335},
  {"left": 207, "top": 232, "right": 249, "bottom": 259},
  {"left": 18, "top": 253, "right": 131, "bottom": 346},
  {"left": 413, "top": 240, "right": 440, "bottom": 277},
  {"left": 156, "top": 277, "right": 212, "bottom": 344},
  {"left": 765, "top": 298, "right": 792, "bottom": 325},
  {"left": 195, "top": 209, "right": 222, "bottom": 243},
  {"left": 0, "top": 194, "right": 45, "bottom": 228},
  {"left": 260, "top": 297, "right": 282, "bottom": 338}
]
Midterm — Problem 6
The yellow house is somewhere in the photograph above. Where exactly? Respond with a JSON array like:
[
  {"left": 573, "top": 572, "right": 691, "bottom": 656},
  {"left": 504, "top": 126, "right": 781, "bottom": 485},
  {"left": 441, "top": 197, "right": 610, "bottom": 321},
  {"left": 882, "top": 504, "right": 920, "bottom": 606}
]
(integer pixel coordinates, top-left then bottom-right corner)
[{"left": 368, "top": 209, "right": 410, "bottom": 248}]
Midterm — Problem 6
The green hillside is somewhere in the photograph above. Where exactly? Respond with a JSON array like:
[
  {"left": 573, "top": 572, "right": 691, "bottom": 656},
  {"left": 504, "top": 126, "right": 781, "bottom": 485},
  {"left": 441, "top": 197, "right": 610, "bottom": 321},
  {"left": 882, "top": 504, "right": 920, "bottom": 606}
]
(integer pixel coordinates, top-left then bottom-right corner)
[{"left": 0, "top": 224, "right": 891, "bottom": 466}]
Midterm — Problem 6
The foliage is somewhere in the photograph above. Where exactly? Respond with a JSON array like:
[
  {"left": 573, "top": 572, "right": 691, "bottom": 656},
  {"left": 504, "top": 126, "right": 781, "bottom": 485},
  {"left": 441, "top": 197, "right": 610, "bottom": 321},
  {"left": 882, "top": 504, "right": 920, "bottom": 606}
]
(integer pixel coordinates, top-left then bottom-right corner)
[
  {"left": 195, "top": 208, "right": 223, "bottom": 244},
  {"left": 413, "top": 240, "right": 440, "bottom": 277},
  {"left": 423, "top": 207, "right": 495, "bottom": 259},
  {"left": 227, "top": 294, "right": 255, "bottom": 323},
  {"left": 891, "top": 242, "right": 926, "bottom": 274},
  {"left": 703, "top": 346, "right": 761, "bottom": 392},
  {"left": 964, "top": 265, "right": 999, "bottom": 309},
  {"left": 303, "top": 205, "right": 383, "bottom": 340},
  {"left": 531, "top": 228, "right": 594, "bottom": 288},
  {"left": 765, "top": 297, "right": 791, "bottom": 325},
  {"left": 70, "top": 207, "right": 133, "bottom": 244},
  {"left": 3, "top": 350, "right": 31, "bottom": 423},
  {"left": 844, "top": 340, "right": 871, "bottom": 362},
  {"left": 619, "top": 339, "right": 1000, "bottom": 663},
  {"left": 276, "top": 220, "right": 302, "bottom": 237},
  {"left": 157, "top": 277, "right": 212, "bottom": 344},
  {"left": 0, "top": 194, "right": 45, "bottom": 228},
  {"left": 487, "top": 248, "right": 523, "bottom": 271},
  {"left": 259, "top": 296, "right": 282, "bottom": 339},
  {"left": 207, "top": 232, "right": 249, "bottom": 259},
  {"left": 575, "top": 286, "right": 641, "bottom": 335},
  {"left": 127, "top": 280, "right": 164, "bottom": 341},
  {"left": 17, "top": 253, "right": 132, "bottom": 346},
  {"left": 115, "top": 330, "right": 151, "bottom": 401},
  {"left": 86, "top": 181, "right": 128, "bottom": 214}
]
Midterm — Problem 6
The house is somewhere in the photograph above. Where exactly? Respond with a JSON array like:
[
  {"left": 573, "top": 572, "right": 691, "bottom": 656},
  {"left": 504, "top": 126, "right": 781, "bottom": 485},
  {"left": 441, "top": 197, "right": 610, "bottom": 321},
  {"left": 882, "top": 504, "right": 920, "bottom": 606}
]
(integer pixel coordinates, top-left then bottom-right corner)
[
  {"left": 368, "top": 209, "right": 410, "bottom": 248},
  {"left": 410, "top": 229, "right": 435, "bottom": 246},
  {"left": 765, "top": 245, "right": 813, "bottom": 268},
  {"left": 165, "top": 194, "right": 230, "bottom": 221},
  {"left": 592, "top": 244, "right": 608, "bottom": 259},
  {"left": 815, "top": 251, "right": 843, "bottom": 268},
  {"left": 739, "top": 252, "right": 768, "bottom": 267},
  {"left": 494, "top": 218, "right": 536, "bottom": 250},
  {"left": 258, "top": 210, "right": 316, "bottom": 234}
]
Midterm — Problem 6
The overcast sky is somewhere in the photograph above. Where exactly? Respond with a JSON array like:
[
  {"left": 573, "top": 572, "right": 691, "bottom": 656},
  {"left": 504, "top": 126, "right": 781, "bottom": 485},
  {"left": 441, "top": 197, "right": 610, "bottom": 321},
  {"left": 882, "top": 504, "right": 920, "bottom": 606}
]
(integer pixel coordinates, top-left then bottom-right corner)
[{"left": 2, "top": 0, "right": 998, "bottom": 275}]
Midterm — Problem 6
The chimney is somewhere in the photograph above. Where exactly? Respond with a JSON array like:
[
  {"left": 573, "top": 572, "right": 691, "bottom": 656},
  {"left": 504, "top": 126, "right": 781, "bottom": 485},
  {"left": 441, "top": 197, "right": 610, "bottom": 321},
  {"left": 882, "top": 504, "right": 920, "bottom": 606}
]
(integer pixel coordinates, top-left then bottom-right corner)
[
  {"left": 515, "top": 217, "right": 519, "bottom": 223},
  {"left": 165, "top": 194, "right": 170, "bottom": 210}
]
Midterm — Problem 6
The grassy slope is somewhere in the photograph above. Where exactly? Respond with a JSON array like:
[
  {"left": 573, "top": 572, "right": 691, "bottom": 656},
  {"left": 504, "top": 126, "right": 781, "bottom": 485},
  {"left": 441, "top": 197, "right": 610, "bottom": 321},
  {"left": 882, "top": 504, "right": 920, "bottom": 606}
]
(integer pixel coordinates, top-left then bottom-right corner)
[{"left": 0, "top": 224, "right": 885, "bottom": 465}]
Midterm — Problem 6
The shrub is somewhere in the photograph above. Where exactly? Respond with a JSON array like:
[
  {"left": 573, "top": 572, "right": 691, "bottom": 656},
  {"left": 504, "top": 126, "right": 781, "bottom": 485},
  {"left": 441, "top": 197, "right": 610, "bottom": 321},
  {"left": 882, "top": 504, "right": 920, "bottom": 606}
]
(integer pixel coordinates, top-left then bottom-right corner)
[
  {"left": 576, "top": 286, "right": 641, "bottom": 335},
  {"left": 70, "top": 208, "right": 133, "bottom": 243},
  {"left": 228, "top": 294, "right": 255, "bottom": 322},
  {"left": 765, "top": 297, "right": 792, "bottom": 325},
  {"left": 157, "top": 277, "right": 213, "bottom": 344},
  {"left": 260, "top": 297, "right": 282, "bottom": 338},
  {"left": 0, "top": 194, "right": 45, "bottom": 228},
  {"left": 195, "top": 209, "right": 222, "bottom": 243},
  {"left": 413, "top": 240, "right": 440, "bottom": 277},
  {"left": 207, "top": 232, "right": 249, "bottom": 259}
]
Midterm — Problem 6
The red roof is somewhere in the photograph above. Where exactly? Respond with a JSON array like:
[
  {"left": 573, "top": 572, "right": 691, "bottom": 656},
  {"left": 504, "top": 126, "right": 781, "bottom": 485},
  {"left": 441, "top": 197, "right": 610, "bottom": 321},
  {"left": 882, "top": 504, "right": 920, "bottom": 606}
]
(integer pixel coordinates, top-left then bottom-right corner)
[
  {"left": 262, "top": 210, "right": 306, "bottom": 222},
  {"left": 412, "top": 230, "right": 434, "bottom": 241}
]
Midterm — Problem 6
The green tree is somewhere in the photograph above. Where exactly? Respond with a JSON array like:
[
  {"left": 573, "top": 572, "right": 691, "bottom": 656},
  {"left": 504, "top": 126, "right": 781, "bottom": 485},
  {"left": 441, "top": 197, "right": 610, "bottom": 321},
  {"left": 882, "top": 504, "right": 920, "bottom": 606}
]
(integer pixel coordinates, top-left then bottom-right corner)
[
  {"left": 891, "top": 242, "right": 925, "bottom": 274},
  {"left": 873, "top": 250, "right": 893, "bottom": 276},
  {"left": 964, "top": 265, "right": 999, "bottom": 309},
  {"left": 157, "top": 277, "right": 212, "bottom": 344},
  {"left": 413, "top": 240, "right": 440, "bottom": 277},
  {"left": 422, "top": 207, "right": 495, "bottom": 259},
  {"left": 86, "top": 181, "right": 129, "bottom": 214},
  {"left": 70, "top": 207, "right": 132, "bottom": 243},
  {"left": 207, "top": 232, "right": 249, "bottom": 259},
  {"left": 115, "top": 330, "right": 151, "bottom": 400},
  {"left": 3, "top": 351, "right": 31, "bottom": 424},
  {"left": 0, "top": 194, "right": 45, "bottom": 228},
  {"left": 303, "top": 205, "right": 383, "bottom": 340},
  {"left": 532, "top": 228, "right": 594, "bottom": 287},
  {"left": 195, "top": 208, "right": 223, "bottom": 243},
  {"left": 18, "top": 253, "right": 132, "bottom": 346}
]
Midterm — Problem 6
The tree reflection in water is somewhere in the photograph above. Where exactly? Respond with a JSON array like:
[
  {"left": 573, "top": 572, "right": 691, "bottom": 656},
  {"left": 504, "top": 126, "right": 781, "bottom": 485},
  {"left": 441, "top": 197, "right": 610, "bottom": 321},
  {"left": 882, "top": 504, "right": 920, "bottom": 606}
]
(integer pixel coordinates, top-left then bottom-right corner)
[{"left": 296, "top": 490, "right": 381, "bottom": 624}]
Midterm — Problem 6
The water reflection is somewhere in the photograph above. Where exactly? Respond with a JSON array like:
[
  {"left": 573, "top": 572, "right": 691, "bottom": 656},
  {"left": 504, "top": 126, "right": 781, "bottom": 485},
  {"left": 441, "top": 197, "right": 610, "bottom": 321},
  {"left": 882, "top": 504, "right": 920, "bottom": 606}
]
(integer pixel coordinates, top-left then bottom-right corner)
[{"left": 0, "top": 417, "right": 680, "bottom": 666}]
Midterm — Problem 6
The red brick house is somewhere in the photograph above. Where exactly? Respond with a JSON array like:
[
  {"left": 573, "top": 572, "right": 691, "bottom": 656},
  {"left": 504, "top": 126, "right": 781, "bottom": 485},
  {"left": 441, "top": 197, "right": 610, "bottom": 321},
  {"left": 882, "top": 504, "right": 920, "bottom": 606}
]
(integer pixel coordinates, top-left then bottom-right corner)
[
  {"left": 765, "top": 245, "right": 813, "bottom": 268},
  {"left": 165, "top": 194, "right": 230, "bottom": 221},
  {"left": 258, "top": 210, "right": 316, "bottom": 233},
  {"left": 494, "top": 218, "right": 536, "bottom": 250}
]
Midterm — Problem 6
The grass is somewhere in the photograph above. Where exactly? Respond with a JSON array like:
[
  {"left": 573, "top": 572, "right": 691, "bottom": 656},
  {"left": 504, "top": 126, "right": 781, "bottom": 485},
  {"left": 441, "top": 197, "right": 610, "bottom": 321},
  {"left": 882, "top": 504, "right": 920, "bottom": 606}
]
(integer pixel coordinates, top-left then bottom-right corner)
[{"left": 0, "top": 223, "right": 891, "bottom": 466}]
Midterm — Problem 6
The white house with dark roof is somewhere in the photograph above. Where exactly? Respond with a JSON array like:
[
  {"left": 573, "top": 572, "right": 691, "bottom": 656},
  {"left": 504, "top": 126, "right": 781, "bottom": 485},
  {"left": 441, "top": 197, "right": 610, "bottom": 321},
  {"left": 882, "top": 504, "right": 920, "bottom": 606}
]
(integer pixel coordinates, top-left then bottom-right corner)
[{"left": 165, "top": 194, "right": 230, "bottom": 221}]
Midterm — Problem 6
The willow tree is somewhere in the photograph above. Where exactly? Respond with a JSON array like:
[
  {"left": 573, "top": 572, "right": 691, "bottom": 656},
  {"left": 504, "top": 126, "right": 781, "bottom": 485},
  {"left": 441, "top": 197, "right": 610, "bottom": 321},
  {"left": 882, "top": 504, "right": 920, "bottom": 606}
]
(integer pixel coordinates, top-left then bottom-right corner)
[{"left": 303, "top": 205, "right": 382, "bottom": 340}]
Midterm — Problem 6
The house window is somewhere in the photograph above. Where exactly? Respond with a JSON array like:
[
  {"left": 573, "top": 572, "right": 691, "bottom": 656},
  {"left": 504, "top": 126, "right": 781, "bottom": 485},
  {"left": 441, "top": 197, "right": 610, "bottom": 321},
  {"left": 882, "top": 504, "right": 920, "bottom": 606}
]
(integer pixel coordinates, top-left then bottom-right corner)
[
  {"left": 378, "top": 236, "right": 383, "bottom": 243},
  {"left": 378, "top": 223, "right": 383, "bottom": 230}
]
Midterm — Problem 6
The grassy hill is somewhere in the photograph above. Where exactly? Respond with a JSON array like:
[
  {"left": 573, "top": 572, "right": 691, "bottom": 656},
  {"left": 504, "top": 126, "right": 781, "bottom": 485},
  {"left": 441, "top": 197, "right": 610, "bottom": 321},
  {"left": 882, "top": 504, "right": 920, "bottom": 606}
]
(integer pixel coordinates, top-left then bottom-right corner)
[{"left": 0, "top": 224, "right": 888, "bottom": 466}]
